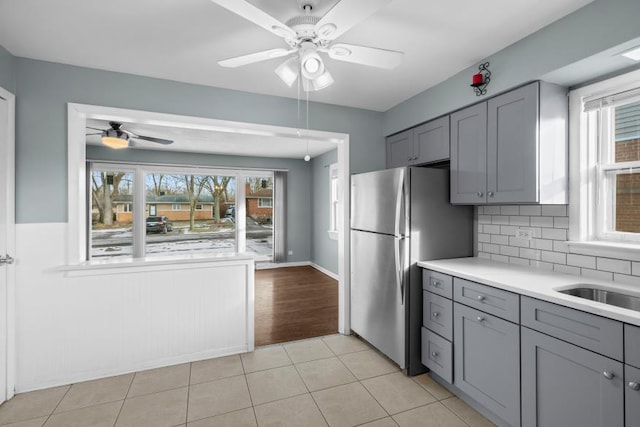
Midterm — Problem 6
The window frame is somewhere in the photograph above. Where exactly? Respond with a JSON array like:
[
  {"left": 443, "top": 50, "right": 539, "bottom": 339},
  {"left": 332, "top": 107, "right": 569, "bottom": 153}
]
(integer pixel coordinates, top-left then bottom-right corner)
[
  {"left": 328, "top": 162, "right": 339, "bottom": 240},
  {"left": 257, "top": 198, "right": 272, "bottom": 208},
  {"left": 88, "top": 161, "right": 275, "bottom": 262},
  {"left": 568, "top": 68, "right": 640, "bottom": 260}
]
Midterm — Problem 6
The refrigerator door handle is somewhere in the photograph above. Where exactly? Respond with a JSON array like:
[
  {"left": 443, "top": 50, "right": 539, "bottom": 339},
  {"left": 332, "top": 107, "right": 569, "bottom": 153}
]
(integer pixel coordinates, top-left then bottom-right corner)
[
  {"left": 394, "top": 235, "right": 405, "bottom": 305},
  {"left": 394, "top": 168, "right": 405, "bottom": 238}
]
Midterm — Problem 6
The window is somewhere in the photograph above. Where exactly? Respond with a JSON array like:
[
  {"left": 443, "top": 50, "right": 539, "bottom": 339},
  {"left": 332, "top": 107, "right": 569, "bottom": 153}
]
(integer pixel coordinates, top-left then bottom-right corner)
[
  {"left": 88, "top": 163, "right": 278, "bottom": 261},
  {"left": 329, "top": 163, "right": 339, "bottom": 240},
  {"left": 258, "top": 198, "right": 272, "bottom": 208},
  {"left": 569, "top": 68, "right": 640, "bottom": 251}
]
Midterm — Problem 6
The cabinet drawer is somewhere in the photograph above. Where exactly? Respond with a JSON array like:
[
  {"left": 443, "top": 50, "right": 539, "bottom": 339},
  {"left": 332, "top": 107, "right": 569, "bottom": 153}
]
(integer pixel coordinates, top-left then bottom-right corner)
[
  {"left": 625, "top": 324, "right": 640, "bottom": 369},
  {"left": 521, "top": 296, "right": 623, "bottom": 361},
  {"left": 453, "top": 277, "right": 519, "bottom": 323},
  {"left": 423, "top": 291, "right": 453, "bottom": 341},
  {"left": 423, "top": 270, "right": 453, "bottom": 299},
  {"left": 421, "top": 327, "right": 452, "bottom": 383}
]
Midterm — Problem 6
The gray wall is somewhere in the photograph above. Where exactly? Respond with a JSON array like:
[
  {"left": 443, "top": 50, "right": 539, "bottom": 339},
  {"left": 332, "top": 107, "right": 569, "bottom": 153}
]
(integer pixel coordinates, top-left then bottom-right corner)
[
  {"left": 0, "top": 45, "right": 15, "bottom": 93},
  {"left": 311, "top": 149, "right": 338, "bottom": 274},
  {"left": 87, "top": 145, "right": 312, "bottom": 263},
  {"left": 13, "top": 57, "right": 384, "bottom": 225},
  {"left": 383, "top": 0, "right": 640, "bottom": 136}
]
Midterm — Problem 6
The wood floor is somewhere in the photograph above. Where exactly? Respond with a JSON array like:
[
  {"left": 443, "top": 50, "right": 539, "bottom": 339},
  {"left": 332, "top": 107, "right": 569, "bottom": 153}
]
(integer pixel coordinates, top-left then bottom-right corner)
[{"left": 255, "top": 266, "right": 338, "bottom": 346}]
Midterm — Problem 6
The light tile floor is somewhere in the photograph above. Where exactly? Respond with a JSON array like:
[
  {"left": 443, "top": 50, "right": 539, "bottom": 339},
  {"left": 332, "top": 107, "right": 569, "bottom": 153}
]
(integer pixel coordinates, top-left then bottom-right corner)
[{"left": 0, "top": 335, "right": 495, "bottom": 427}]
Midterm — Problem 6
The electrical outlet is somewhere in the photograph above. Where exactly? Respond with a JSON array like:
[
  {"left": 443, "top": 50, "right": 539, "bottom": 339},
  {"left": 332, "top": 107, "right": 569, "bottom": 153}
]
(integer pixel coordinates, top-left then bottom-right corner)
[
  {"left": 288, "top": 250, "right": 293, "bottom": 255},
  {"left": 515, "top": 229, "right": 533, "bottom": 240}
]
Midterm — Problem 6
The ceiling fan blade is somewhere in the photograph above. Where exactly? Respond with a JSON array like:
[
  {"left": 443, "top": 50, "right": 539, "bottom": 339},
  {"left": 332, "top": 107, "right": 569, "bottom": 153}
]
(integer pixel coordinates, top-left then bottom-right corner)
[
  {"left": 85, "top": 132, "right": 102, "bottom": 136},
  {"left": 219, "top": 48, "right": 294, "bottom": 68},
  {"left": 210, "top": 0, "right": 297, "bottom": 41},
  {"left": 315, "top": 0, "right": 391, "bottom": 41},
  {"left": 86, "top": 126, "right": 104, "bottom": 132},
  {"left": 132, "top": 135, "right": 174, "bottom": 145},
  {"left": 326, "top": 43, "right": 403, "bottom": 69}
]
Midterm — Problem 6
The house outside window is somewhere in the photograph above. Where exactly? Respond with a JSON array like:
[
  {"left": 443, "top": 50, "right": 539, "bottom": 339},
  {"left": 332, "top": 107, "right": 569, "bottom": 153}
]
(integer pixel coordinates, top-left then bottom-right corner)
[
  {"left": 171, "top": 203, "right": 181, "bottom": 210},
  {"left": 258, "top": 198, "right": 272, "bottom": 208},
  {"left": 569, "top": 68, "right": 640, "bottom": 257}
]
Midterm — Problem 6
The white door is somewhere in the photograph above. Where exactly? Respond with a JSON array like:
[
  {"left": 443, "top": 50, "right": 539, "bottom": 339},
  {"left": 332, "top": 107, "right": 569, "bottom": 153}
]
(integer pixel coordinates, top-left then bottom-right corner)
[{"left": 0, "top": 86, "right": 16, "bottom": 404}]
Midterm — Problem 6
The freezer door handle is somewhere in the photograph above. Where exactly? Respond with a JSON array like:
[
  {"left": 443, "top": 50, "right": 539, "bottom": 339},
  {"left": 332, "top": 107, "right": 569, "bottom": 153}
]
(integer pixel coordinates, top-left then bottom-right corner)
[
  {"left": 394, "top": 168, "right": 405, "bottom": 238},
  {"left": 394, "top": 236, "right": 405, "bottom": 305}
]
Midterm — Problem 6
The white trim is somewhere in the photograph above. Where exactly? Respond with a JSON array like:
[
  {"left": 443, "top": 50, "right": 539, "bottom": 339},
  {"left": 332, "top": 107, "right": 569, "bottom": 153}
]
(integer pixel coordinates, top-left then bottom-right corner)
[
  {"left": 0, "top": 86, "right": 15, "bottom": 400},
  {"left": 311, "top": 263, "right": 339, "bottom": 281},
  {"left": 68, "top": 103, "right": 350, "bottom": 336},
  {"left": 569, "top": 68, "right": 640, "bottom": 247},
  {"left": 567, "top": 240, "right": 640, "bottom": 262}
]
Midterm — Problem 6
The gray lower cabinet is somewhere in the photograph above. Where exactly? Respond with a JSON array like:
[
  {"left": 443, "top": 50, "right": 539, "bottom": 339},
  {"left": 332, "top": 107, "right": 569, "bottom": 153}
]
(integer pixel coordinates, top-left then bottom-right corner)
[
  {"left": 521, "top": 326, "right": 624, "bottom": 427},
  {"left": 454, "top": 302, "right": 520, "bottom": 426},
  {"left": 626, "top": 364, "right": 640, "bottom": 427}
]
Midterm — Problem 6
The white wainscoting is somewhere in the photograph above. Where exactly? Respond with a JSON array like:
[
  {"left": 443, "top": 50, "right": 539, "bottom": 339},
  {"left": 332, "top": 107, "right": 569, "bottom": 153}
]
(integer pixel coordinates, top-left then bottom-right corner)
[{"left": 15, "top": 223, "right": 254, "bottom": 392}]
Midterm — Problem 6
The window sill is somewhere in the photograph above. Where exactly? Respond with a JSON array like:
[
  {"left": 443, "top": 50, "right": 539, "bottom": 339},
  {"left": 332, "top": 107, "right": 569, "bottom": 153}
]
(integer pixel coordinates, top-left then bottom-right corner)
[
  {"left": 567, "top": 241, "right": 640, "bottom": 262},
  {"left": 328, "top": 230, "right": 338, "bottom": 241},
  {"left": 59, "top": 252, "right": 256, "bottom": 277}
]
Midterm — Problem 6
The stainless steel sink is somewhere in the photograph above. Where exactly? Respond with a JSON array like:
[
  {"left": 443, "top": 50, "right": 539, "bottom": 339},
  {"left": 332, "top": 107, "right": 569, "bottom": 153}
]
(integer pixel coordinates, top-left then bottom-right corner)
[{"left": 558, "top": 287, "right": 640, "bottom": 312}]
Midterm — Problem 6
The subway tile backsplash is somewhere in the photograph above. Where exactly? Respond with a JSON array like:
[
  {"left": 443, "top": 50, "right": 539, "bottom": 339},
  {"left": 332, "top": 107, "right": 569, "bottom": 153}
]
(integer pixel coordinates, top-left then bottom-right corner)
[{"left": 475, "top": 205, "right": 640, "bottom": 286}]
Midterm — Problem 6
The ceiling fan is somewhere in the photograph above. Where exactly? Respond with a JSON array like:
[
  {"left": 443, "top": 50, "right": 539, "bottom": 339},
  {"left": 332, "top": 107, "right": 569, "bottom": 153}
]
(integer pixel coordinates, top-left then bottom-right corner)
[
  {"left": 86, "top": 121, "right": 174, "bottom": 150},
  {"left": 211, "top": 0, "right": 403, "bottom": 91}
]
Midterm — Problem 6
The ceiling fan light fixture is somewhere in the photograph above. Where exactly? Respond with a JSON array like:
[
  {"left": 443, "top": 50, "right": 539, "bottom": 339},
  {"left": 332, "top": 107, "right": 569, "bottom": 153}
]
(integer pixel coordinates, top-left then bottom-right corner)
[
  {"left": 101, "top": 135, "right": 129, "bottom": 149},
  {"left": 275, "top": 57, "right": 300, "bottom": 86},
  {"left": 312, "top": 70, "right": 334, "bottom": 90}
]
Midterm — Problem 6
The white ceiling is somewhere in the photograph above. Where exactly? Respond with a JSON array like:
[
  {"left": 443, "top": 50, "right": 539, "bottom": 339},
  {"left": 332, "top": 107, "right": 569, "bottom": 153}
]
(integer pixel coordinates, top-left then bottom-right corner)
[
  {"left": 0, "top": 0, "right": 593, "bottom": 112},
  {"left": 85, "top": 118, "right": 339, "bottom": 159}
]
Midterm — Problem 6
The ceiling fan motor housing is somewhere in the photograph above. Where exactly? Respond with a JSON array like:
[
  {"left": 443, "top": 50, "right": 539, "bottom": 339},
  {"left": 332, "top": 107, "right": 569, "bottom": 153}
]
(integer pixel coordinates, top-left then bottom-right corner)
[{"left": 286, "top": 15, "right": 320, "bottom": 40}]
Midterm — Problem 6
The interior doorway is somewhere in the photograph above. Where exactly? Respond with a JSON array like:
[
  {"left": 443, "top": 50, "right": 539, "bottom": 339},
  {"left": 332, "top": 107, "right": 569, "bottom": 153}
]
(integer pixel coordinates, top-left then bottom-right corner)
[{"left": 0, "top": 86, "right": 16, "bottom": 404}]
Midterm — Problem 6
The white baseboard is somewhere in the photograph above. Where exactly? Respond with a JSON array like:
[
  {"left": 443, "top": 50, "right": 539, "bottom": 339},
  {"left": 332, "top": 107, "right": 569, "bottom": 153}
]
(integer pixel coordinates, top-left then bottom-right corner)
[
  {"left": 310, "top": 263, "right": 339, "bottom": 280},
  {"left": 255, "top": 260, "right": 339, "bottom": 281},
  {"left": 255, "top": 261, "right": 310, "bottom": 270}
]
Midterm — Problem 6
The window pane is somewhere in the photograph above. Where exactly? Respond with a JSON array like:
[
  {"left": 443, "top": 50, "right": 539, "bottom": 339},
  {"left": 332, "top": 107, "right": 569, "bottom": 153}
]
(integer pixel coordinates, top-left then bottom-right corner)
[
  {"left": 145, "top": 173, "right": 236, "bottom": 257},
  {"left": 615, "top": 170, "right": 640, "bottom": 233},
  {"left": 615, "top": 101, "right": 640, "bottom": 162},
  {"left": 90, "top": 170, "right": 134, "bottom": 259},
  {"left": 245, "top": 176, "right": 273, "bottom": 257}
]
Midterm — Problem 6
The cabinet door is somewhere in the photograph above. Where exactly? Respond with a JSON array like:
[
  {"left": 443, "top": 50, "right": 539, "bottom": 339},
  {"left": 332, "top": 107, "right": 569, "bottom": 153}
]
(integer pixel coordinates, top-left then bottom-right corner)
[
  {"left": 386, "top": 129, "right": 414, "bottom": 168},
  {"left": 627, "top": 364, "right": 640, "bottom": 427},
  {"left": 521, "top": 327, "right": 624, "bottom": 427},
  {"left": 450, "top": 102, "right": 487, "bottom": 204},
  {"left": 454, "top": 303, "right": 520, "bottom": 426},
  {"left": 413, "top": 116, "right": 450, "bottom": 164},
  {"left": 487, "top": 82, "right": 538, "bottom": 203}
]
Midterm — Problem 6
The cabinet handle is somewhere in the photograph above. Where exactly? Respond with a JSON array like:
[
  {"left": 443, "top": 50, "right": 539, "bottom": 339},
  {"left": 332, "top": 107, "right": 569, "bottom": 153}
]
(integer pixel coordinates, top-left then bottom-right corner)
[
  {"left": 431, "top": 351, "right": 438, "bottom": 357},
  {"left": 477, "top": 191, "right": 484, "bottom": 198},
  {"left": 432, "top": 312, "right": 439, "bottom": 317},
  {"left": 477, "top": 295, "right": 485, "bottom": 302},
  {"left": 628, "top": 382, "right": 640, "bottom": 391},
  {"left": 476, "top": 316, "right": 485, "bottom": 322},
  {"left": 603, "top": 371, "right": 614, "bottom": 380},
  {"left": 431, "top": 280, "right": 440, "bottom": 288},
  {"left": 488, "top": 191, "right": 494, "bottom": 197}
]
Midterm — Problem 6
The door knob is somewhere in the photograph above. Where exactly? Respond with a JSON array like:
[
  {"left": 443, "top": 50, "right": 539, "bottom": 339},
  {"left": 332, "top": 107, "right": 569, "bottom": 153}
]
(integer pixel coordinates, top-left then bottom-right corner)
[
  {"left": 0, "top": 254, "right": 14, "bottom": 265},
  {"left": 477, "top": 295, "right": 485, "bottom": 302},
  {"left": 603, "top": 371, "right": 614, "bottom": 380},
  {"left": 432, "top": 312, "right": 439, "bottom": 317},
  {"left": 431, "top": 351, "right": 438, "bottom": 357},
  {"left": 629, "top": 381, "right": 640, "bottom": 391},
  {"left": 476, "top": 316, "right": 485, "bottom": 322},
  {"left": 477, "top": 192, "right": 484, "bottom": 198},
  {"left": 488, "top": 191, "right": 494, "bottom": 197}
]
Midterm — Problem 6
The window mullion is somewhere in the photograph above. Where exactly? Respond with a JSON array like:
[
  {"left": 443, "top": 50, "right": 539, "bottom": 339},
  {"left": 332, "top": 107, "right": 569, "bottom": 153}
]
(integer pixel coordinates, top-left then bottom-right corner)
[{"left": 133, "top": 167, "right": 146, "bottom": 258}]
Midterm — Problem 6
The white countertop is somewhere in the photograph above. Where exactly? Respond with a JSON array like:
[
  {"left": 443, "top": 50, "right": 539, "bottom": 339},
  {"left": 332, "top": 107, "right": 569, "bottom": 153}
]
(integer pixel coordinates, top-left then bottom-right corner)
[{"left": 418, "top": 257, "right": 640, "bottom": 326}]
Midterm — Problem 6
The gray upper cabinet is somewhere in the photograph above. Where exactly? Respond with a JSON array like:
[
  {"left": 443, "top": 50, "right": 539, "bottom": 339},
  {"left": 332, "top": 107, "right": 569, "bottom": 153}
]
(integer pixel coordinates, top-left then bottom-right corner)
[
  {"left": 450, "top": 102, "right": 487, "bottom": 204},
  {"left": 521, "top": 327, "right": 624, "bottom": 427},
  {"left": 450, "top": 81, "right": 568, "bottom": 205},
  {"left": 454, "top": 302, "right": 520, "bottom": 426},
  {"left": 386, "top": 116, "right": 450, "bottom": 168},
  {"left": 386, "top": 128, "right": 414, "bottom": 168}
]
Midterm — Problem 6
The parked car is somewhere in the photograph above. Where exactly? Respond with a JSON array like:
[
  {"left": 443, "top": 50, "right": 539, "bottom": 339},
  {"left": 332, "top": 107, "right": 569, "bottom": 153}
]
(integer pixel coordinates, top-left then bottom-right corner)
[{"left": 146, "top": 216, "right": 173, "bottom": 234}]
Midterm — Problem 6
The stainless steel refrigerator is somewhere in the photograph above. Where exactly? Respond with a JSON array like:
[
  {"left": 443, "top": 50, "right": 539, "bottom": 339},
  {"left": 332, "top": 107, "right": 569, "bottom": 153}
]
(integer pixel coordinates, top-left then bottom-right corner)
[{"left": 350, "top": 167, "right": 473, "bottom": 375}]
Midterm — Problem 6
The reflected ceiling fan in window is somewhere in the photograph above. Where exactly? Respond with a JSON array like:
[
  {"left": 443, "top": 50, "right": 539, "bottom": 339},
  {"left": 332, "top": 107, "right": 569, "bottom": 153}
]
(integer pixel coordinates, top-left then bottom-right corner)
[
  {"left": 211, "top": 0, "right": 403, "bottom": 91},
  {"left": 86, "top": 122, "right": 174, "bottom": 150}
]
